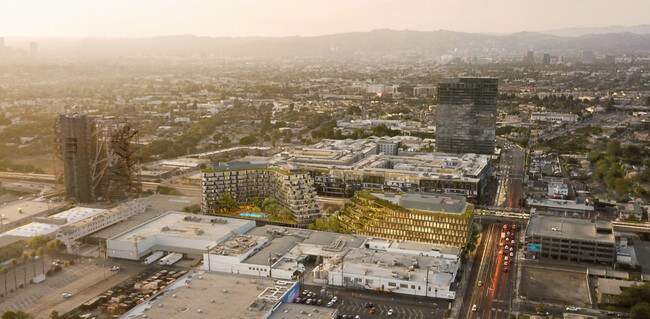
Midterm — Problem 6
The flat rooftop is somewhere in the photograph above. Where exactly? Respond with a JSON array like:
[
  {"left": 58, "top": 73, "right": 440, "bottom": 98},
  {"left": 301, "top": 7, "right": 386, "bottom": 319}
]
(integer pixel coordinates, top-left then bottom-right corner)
[
  {"left": 1, "top": 206, "right": 106, "bottom": 238},
  {"left": 372, "top": 192, "right": 468, "bottom": 214},
  {"left": 0, "top": 200, "right": 56, "bottom": 225},
  {"left": 526, "top": 215, "right": 614, "bottom": 243},
  {"left": 92, "top": 195, "right": 201, "bottom": 240},
  {"left": 528, "top": 199, "right": 595, "bottom": 212},
  {"left": 243, "top": 226, "right": 367, "bottom": 265},
  {"left": 110, "top": 211, "right": 254, "bottom": 244},
  {"left": 267, "top": 303, "right": 337, "bottom": 319},
  {"left": 121, "top": 270, "right": 296, "bottom": 319}
]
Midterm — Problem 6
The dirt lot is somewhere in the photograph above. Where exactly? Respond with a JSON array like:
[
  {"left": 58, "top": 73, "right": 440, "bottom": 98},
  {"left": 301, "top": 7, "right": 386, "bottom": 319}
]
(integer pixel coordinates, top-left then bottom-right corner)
[{"left": 520, "top": 265, "right": 590, "bottom": 307}]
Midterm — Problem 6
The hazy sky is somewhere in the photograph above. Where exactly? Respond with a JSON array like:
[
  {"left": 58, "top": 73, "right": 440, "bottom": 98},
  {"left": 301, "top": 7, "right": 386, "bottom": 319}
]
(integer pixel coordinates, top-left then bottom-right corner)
[{"left": 2, "top": 0, "right": 649, "bottom": 37}]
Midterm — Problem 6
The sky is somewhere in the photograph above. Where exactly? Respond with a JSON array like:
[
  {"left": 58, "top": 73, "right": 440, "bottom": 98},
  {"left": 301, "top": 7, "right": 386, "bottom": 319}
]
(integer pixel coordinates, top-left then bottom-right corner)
[{"left": 1, "top": 0, "right": 649, "bottom": 38}]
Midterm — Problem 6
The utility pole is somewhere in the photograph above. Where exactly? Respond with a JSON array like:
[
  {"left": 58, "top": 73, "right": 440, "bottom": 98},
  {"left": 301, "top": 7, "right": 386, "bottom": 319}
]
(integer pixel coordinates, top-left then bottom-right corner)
[{"left": 425, "top": 266, "right": 429, "bottom": 297}]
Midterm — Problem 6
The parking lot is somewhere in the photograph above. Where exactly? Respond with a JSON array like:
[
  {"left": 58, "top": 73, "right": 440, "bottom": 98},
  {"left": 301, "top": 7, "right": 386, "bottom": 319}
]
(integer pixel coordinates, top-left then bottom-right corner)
[{"left": 302, "top": 284, "right": 450, "bottom": 319}]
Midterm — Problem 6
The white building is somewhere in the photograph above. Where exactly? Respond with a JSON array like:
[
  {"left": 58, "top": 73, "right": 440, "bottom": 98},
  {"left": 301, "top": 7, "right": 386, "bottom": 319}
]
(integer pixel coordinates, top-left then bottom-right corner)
[
  {"left": 531, "top": 112, "right": 579, "bottom": 123},
  {"left": 107, "top": 212, "right": 255, "bottom": 260},
  {"left": 56, "top": 199, "right": 148, "bottom": 253}
]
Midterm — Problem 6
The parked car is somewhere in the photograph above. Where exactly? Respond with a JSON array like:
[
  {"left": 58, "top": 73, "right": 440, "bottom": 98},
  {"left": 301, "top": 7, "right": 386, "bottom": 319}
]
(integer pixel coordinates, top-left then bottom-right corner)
[
  {"left": 109, "top": 266, "right": 120, "bottom": 271},
  {"left": 387, "top": 309, "right": 394, "bottom": 316},
  {"left": 332, "top": 296, "right": 338, "bottom": 303},
  {"left": 62, "top": 293, "right": 72, "bottom": 298}
]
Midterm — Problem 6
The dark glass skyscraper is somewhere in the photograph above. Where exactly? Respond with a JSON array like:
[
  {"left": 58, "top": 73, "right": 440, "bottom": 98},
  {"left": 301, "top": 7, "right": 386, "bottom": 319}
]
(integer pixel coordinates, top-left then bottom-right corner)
[{"left": 436, "top": 77, "right": 498, "bottom": 154}]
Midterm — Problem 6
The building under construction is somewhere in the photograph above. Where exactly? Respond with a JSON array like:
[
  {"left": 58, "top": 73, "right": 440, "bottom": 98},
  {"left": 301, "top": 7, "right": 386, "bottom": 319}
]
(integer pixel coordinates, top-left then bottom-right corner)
[{"left": 55, "top": 114, "right": 141, "bottom": 203}]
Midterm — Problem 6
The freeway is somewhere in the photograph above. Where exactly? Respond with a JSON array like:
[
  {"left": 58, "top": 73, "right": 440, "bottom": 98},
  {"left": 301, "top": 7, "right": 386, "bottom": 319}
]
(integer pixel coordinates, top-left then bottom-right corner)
[{"left": 460, "top": 224, "right": 518, "bottom": 319}]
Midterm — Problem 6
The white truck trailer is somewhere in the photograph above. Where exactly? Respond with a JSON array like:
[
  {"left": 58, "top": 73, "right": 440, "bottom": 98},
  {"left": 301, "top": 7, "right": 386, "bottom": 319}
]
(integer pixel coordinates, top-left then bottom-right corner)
[
  {"left": 159, "top": 252, "right": 183, "bottom": 265},
  {"left": 144, "top": 251, "right": 164, "bottom": 264}
]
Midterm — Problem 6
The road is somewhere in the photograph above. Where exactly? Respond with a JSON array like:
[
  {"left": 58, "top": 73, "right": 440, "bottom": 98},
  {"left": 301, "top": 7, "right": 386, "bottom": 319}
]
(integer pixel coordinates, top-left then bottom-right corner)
[
  {"left": 460, "top": 224, "right": 518, "bottom": 319},
  {"left": 495, "top": 146, "right": 525, "bottom": 211},
  {"left": 301, "top": 284, "right": 449, "bottom": 319}
]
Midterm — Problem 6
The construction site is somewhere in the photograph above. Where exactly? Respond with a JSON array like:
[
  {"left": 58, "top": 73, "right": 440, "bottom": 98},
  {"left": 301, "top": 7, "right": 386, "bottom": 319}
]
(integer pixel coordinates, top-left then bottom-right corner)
[{"left": 54, "top": 114, "right": 142, "bottom": 203}]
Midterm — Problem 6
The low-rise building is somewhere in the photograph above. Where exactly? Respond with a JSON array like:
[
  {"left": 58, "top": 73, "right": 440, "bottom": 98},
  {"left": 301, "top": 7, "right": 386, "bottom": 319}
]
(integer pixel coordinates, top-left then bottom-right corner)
[
  {"left": 107, "top": 211, "right": 255, "bottom": 260},
  {"left": 121, "top": 270, "right": 302, "bottom": 319},
  {"left": 108, "top": 212, "right": 461, "bottom": 300},
  {"left": 531, "top": 112, "right": 579, "bottom": 123},
  {"left": 525, "top": 215, "right": 616, "bottom": 265},
  {"left": 527, "top": 198, "right": 595, "bottom": 218},
  {"left": 596, "top": 278, "right": 638, "bottom": 305},
  {"left": 337, "top": 191, "right": 474, "bottom": 247},
  {"left": 56, "top": 199, "right": 148, "bottom": 253}
]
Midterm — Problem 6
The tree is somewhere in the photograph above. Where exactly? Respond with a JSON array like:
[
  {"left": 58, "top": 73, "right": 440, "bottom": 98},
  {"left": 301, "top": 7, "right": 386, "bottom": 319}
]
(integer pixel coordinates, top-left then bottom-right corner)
[
  {"left": 29, "top": 251, "right": 37, "bottom": 277},
  {"left": 217, "top": 194, "right": 238, "bottom": 213},
  {"left": 276, "top": 208, "right": 293, "bottom": 221},
  {"left": 535, "top": 303, "right": 547, "bottom": 313},
  {"left": 239, "top": 135, "right": 257, "bottom": 146},
  {"left": 1, "top": 311, "right": 30, "bottom": 319},
  {"left": 1, "top": 267, "right": 7, "bottom": 296},
  {"left": 21, "top": 252, "right": 29, "bottom": 287},
  {"left": 49, "top": 310, "right": 60, "bottom": 319},
  {"left": 632, "top": 302, "right": 650, "bottom": 319},
  {"left": 10, "top": 259, "right": 18, "bottom": 291},
  {"left": 36, "top": 247, "right": 45, "bottom": 274}
]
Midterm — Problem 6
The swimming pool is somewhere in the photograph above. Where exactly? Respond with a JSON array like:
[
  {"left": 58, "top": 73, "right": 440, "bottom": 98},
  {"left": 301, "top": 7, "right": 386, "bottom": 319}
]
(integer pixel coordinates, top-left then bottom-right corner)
[{"left": 239, "top": 212, "right": 269, "bottom": 218}]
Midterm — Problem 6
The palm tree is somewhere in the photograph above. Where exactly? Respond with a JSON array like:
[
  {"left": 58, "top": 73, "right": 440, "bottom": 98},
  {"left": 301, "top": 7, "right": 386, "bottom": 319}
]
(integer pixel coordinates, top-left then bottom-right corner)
[
  {"left": 1, "top": 267, "right": 8, "bottom": 296},
  {"left": 10, "top": 258, "right": 18, "bottom": 291},
  {"left": 30, "top": 250, "right": 37, "bottom": 278},
  {"left": 21, "top": 252, "right": 30, "bottom": 287},
  {"left": 36, "top": 247, "right": 45, "bottom": 274}
]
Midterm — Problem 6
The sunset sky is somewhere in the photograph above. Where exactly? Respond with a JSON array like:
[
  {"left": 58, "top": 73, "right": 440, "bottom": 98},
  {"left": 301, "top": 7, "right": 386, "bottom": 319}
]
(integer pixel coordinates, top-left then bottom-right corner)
[{"left": 2, "top": 0, "right": 649, "bottom": 37}]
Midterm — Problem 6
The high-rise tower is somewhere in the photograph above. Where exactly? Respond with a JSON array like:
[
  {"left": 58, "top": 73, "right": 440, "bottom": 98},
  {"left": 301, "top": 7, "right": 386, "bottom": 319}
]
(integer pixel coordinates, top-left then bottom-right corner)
[{"left": 436, "top": 78, "right": 498, "bottom": 154}]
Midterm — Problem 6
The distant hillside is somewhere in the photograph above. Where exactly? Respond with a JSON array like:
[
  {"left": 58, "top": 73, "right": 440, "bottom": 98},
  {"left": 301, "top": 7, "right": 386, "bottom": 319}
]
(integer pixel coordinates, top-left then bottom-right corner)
[
  {"left": 8, "top": 29, "right": 650, "bottom": 58},
  {"left": 542, "top": 24, "right": 650, "bottom": 37}
]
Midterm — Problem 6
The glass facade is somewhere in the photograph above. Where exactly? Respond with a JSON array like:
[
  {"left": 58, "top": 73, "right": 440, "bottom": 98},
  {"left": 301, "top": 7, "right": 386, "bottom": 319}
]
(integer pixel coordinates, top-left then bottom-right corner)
[{"left": 436, "top": 78, "right": 498, "bottom": 154}]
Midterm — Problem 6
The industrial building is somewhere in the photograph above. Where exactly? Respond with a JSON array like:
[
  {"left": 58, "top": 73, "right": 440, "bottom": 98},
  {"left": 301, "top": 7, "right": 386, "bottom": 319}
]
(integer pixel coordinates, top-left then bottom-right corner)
[
  {"left": 525, "top": 215, "right": 616, "bottom": 265},
  {"left": 436, "top": 77, "right": 498, "bottom": 155},
  {"left": 107, "top": 212, "right": 460, "bottom": 300},
  {"left": 201, "top": 161, "right": 321, "bottom": 225},
  {"left": 121, "top": 270, "right": 302, "bottom": 319},
  {"left": 107, "top": 211, "right": 255, "bottom": 260},
  {"left": 278, "top": 139, "right": 491, "bottom": 201},
  {"left": 0, "top": 206, "right": 107, "bottom": 242},
  {"left": 56, "top": 199, "right": 148, "bottom": 253},
  {"left": 337, "top": 191, "right": 474, "bottom": 247},
  {"left": 55, "top": 114, "right": 140, "bottom": 203}
]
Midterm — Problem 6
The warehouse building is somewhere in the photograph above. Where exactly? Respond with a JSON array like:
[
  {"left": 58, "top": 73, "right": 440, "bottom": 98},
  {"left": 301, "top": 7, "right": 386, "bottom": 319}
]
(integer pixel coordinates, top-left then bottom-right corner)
[
  {"left": 105, "top": 211, "right": 460, "bottom": 300},
  {"left": 525, "top": 215, "right": 616, "bottom": 265},
  {"left": 107, "top": 211, "right": 255, "bottom": 260},
  {"left": 337, "top": 191, "right": 474, "bottom": 247},
  {"left": 121, "top": 270, "right": 303, "bottom": 319}
]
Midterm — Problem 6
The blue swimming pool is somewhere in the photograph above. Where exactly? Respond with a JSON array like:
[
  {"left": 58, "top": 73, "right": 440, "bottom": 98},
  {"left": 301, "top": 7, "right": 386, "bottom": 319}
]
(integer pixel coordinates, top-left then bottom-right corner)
[{"left": 239, "top": 212, "right": 268, "bottom": 218}]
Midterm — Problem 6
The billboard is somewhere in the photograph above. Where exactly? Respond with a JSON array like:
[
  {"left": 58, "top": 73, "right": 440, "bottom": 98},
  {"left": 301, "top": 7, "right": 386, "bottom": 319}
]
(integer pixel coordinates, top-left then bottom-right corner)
[{"left": 527, "top": 243, "right": 542, "bottom": 252}]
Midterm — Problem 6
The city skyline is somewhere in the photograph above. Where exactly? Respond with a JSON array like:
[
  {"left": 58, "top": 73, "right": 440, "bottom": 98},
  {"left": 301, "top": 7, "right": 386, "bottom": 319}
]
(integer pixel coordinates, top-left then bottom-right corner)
[{"left": 1, "top": 0, "right": 649, "bottom": 38}]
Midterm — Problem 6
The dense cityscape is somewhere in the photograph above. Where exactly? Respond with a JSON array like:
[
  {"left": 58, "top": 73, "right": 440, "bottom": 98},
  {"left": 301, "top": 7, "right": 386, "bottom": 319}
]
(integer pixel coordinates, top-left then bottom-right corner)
[{"left": 1, "top": 2, "right": 650, "bottom": 319}]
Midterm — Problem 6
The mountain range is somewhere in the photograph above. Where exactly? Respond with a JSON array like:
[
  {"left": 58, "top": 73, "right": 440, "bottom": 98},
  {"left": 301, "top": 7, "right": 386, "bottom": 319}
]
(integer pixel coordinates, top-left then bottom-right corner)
[{"left": 6, "top": 25, "right": 650, "bottom": 58}]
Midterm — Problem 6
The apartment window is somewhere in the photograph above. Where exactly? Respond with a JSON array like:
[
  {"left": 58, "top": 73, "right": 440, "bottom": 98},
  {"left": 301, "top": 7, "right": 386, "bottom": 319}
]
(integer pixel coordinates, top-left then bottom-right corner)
[{"left": 388, "top": 282, "right": 397, "bottom": 287}]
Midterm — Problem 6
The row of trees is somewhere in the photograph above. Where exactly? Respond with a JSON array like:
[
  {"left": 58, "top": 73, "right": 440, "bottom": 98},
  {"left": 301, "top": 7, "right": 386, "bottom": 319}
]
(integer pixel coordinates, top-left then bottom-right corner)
[{"left": 0, "top": 237, "right": 63, "bottom": 297}]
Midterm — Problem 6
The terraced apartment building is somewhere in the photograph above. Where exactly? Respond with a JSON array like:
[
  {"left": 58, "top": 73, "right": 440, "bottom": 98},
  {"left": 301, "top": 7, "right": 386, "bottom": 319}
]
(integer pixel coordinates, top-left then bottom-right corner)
[
  {"left": 337, "top": 191, "right": 474, "bottom": 247},
  {"left": 201, "top": 161, "right": 321, "bottom": 225}
]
